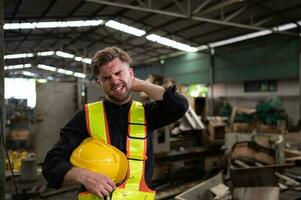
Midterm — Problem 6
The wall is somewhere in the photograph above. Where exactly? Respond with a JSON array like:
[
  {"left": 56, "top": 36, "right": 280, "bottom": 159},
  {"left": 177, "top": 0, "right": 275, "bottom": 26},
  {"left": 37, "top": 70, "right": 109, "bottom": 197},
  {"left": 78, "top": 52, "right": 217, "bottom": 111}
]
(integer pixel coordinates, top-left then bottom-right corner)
[
  {"left": 163, "top": 53, "right": 211, "bottom": 84},
  {"left": 135, "top": 53, "right": 211, "bottom": 84},
  {"left": 33, "top": 82, "right": 78, "bottom": 163},
  {"left": 214, "top": 35, "right": 299, "bottom": 82},
  {"left": 134, "top": 34, "right": 300, "bottom": 124},
  {"left": 134, "top": 64, "right": 162, "bottom": 80},
  {"left": 213, "top": 79, "right": 298, "bottom": 97},
  {"left": 212, "top": 79, "right": 300, "bottom": 125},
  {"left": 136, "top": 35, "right": 300, "bottom": 85}
]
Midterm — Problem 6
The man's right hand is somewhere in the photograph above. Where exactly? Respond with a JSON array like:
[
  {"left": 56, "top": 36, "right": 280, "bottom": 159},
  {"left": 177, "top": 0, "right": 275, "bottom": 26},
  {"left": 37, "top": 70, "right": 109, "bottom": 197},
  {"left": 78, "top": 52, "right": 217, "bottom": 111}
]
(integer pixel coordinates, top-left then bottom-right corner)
[{"left": 64, "top": 167, "right": 116, "bottom": 198}]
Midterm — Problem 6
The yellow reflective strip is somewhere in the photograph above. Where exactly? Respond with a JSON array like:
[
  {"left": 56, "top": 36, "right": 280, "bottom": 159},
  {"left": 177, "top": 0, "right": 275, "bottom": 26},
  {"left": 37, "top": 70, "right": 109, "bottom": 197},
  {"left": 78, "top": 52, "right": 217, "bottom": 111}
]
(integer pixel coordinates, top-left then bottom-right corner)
[
  {"left": 128, "top": 138, "right": 146, "bottom": 160},
  {"left": 111, "top": 188, "right": 125, "bottom": 199},
  {"left": 112, "top": 188, "right": 155, "bottom": 200},
  {"left": 129, "top": 101, "right": 145, "bottom": 125},
  {"left": 78, "top": 192, "right": 104, "bottom": 200},
  {"left": 125, "top": 159, "right": 143, "bottom": 191},
  {"left": 129, "top": 124, "right": 146, "bottom": 138},
  {"left": 87, "top": 102, "right": 107, "bottom": 143}
]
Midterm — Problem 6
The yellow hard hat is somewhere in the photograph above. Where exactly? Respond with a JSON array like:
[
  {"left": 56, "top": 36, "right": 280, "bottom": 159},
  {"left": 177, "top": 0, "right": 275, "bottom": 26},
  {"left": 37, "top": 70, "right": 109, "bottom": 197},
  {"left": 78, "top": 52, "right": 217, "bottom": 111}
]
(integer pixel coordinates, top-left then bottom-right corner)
[{"left": 70, "top": 137, "right": 128, "bottom": 184}]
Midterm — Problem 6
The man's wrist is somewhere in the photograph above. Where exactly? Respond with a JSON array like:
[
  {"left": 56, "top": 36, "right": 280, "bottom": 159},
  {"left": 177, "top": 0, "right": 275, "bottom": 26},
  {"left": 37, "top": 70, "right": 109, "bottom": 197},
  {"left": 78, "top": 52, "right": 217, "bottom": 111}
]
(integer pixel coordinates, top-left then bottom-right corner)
[
  {"left": 132, "top": 78, "right": 147, "bottom": 92},
  {"left": 66, "top": 167, "right": 86, "bottom": 185}
]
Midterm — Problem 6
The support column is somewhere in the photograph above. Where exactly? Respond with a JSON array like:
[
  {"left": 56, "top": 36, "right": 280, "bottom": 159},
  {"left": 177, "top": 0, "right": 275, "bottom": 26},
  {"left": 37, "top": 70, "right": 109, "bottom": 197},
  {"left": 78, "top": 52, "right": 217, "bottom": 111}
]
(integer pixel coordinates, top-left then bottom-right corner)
[
  {"left": 209, "top": 47, "right": 215, "bottom": 116},
  {"left": 0, "top": 0, "right": 6, "bottom": 198},
  {"left": 299, "top": 53, "right": 301, "bottom": 124}
]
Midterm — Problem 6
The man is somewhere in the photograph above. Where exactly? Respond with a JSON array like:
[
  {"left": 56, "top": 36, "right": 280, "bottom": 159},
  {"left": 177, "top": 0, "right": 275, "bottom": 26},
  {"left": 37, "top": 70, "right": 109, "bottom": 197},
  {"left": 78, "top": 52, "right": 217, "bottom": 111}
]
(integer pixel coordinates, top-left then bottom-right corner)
[{"left": 42, "top": 47, "right": 189, "bottom": 199}]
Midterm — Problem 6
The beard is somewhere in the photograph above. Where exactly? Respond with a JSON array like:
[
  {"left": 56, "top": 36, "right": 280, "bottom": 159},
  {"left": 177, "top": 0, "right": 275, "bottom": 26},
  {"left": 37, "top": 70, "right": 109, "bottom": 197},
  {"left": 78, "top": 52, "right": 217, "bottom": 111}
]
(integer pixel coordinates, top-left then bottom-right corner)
[{"left": 106, "top": 83, "right": 132, "bottom": 104}]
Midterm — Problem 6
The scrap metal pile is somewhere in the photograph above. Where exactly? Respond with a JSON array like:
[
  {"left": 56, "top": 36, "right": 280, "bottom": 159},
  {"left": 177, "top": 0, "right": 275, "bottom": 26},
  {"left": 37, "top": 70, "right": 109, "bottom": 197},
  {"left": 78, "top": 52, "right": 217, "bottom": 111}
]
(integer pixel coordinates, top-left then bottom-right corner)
[{"left": 173, "top": 133, "right": 301, "bottom": 200}]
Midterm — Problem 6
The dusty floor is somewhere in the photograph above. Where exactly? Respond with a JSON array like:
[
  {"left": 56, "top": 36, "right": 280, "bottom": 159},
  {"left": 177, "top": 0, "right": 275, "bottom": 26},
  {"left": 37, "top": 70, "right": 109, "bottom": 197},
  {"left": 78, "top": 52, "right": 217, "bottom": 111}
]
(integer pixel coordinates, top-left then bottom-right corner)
[{"left": 284, "top": 132, "right": 301, "bottom": 149}]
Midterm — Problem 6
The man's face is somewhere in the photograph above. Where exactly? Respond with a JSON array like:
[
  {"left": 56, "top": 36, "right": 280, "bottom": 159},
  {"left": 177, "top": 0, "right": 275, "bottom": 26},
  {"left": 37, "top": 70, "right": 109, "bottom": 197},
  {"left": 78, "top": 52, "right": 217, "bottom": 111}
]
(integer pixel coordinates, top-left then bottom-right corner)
[{"left": 97, "top": 57, "right": 134, "bottom": 104}]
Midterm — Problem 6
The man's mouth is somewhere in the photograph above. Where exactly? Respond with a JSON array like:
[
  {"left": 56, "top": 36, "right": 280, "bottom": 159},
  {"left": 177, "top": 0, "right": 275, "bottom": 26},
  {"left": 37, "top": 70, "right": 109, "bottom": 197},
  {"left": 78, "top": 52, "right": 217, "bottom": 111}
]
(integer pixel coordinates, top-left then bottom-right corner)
[{"left": 112, "top": 84, "right": 124, "bottom": 93}]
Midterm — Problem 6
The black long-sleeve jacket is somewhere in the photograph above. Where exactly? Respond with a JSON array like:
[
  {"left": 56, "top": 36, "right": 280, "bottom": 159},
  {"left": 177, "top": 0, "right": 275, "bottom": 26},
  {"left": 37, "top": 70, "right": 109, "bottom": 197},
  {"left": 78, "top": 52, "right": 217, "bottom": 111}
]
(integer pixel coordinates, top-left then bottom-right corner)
[{"left": 42, "top": 86, "right": 188, "bottom": 190}]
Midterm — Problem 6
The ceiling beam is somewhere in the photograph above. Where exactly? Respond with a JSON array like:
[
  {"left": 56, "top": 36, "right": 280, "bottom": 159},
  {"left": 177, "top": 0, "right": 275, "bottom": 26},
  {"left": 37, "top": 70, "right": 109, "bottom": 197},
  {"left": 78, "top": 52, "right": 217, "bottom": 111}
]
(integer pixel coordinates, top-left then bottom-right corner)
[
  {"left": 254, "top": 16, "right": 274, "bottom": 26},
  {"left": 107, "top": 1, "right": 200, "bottom": 50},
  {"left": 121, "top": 1, "right": 259, "bottom": 47},
  {"left": 192, "top": 0, "right": 211, "bottom": 15},
  {"left": 78, "top": 1, "right": 181, "bottom": 58},
  {"left": 4, "top": 14, "right": 117, "bottom": 21},
  {"left": 173, "top": 0, "right": 186, "bottom": 14},
  {"left": 224, "top": 5, "right": 248, "bottom": 22},
  {"left": 7, "top": 0, "right": 184, "bottom": 57},
  {"left": 67, "top": 1, "right": 86, "bottom": 17},
  {"left": 49, "top": 4, "right": 108, "bottom": 51},
  {"left": 31, "top": 1, "right": 86, "bottom": 50},
  {"left": 119, "top": 0, "right": 251, "bottom": 50},
  {"left": 13, "top": 0, "right": 58, "bottom": 52},
  {"left": 187, "top": 3, "right": 301, "bottom": 44},
  {"left": 135, "top": 0, "right": 147, "bottom": 8},
  {"left": 86, "top": 0, "right": 297, "bottom": 35},
  {"left": 255, "top": 3, "right": 301, "bottom": 29},
  {"left": 198, "top": 0, "right": 241, "bottom": 16},
  {"left": 90, "top": 0, "right": 183, "bottom": 49},
  {"left": 72, "top": 1, "right": 151, "bottom": 54},
  {"left": 83, "top": 0, "right": 257, "bottom": 57},
  {"left": 86, "top": 28, "right": 164, "bottom": 58},
  {"left": 10, "top": 0, "right": 23, "bottom": 22}
]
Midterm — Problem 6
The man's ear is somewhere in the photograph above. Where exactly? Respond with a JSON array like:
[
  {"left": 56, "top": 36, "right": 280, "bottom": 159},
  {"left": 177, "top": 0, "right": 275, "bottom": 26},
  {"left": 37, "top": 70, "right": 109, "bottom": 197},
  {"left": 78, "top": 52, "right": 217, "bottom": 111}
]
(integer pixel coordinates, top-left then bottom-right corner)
[
  {"left": 129, "top": 67, "right": 134, "bottom": 77},
  {"left": 96, "top": 79, "right": 103, "bottom": 87}
]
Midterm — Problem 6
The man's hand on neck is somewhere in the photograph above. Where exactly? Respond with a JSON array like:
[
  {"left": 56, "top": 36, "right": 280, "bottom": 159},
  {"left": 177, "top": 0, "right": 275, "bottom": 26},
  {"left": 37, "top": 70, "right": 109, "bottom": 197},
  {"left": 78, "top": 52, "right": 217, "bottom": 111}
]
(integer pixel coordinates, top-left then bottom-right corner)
[{"left": 131, "top": 77, "right": 165, "bottom": 101}]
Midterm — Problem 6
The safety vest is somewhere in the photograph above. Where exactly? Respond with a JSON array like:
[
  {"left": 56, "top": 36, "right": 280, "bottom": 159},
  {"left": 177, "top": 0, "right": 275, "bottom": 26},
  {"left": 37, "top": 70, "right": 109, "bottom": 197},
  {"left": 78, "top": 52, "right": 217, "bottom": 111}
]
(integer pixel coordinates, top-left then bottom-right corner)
[{"left": 78, "top": 101, "right": 155, "bottom": 200}]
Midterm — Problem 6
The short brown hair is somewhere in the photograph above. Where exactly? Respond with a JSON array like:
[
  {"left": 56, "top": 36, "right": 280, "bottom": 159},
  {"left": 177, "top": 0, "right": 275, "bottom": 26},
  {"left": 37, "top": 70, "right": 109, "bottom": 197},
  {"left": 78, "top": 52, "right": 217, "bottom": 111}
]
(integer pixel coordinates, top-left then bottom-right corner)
[{"left": 91, "top": 47, "right": 133, "bottom": 77}]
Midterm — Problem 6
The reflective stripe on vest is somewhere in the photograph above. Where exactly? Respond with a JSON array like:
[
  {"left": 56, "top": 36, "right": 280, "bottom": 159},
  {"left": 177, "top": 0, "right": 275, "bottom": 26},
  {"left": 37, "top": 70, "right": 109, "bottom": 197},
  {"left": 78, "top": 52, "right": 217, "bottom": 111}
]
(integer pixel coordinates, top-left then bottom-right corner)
[
  {"left": 84, "top": 101, "right": 110, "bottom": 144},
  {"left": 126, "top": 101, "right": 147, "bottom": 161},
  {"left": 79, "top": 101, "right": 155, "bottom": 200},
  {"left": 78, "top": 192, "right": 104, "bottom": 200}
]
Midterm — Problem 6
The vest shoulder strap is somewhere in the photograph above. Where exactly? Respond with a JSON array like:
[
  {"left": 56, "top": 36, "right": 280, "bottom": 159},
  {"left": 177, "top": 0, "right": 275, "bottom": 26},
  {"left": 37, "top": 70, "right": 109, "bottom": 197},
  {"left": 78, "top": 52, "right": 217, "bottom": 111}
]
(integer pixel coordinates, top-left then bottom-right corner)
[{"left": 85, "top": 101, "right": 110, "bottom": 144}]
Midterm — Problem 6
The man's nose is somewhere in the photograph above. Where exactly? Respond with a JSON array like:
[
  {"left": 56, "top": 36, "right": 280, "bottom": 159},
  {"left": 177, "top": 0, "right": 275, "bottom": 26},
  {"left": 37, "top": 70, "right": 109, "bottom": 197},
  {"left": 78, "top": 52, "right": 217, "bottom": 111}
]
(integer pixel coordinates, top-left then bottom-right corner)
[{"left": 111, "top": 74, "right": 119, "bottom": 84}]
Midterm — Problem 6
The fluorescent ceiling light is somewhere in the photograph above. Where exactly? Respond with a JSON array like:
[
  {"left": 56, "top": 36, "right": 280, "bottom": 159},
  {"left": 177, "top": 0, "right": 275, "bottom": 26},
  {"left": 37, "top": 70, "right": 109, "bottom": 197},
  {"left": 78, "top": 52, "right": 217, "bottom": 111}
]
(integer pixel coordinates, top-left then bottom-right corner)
[
  {"left": 56, "top": 51, "right": 74, "bottom": 58},
  {"left": 22, "top": 71, "right": 38, "bottom": 77},
  {"left": 57, "top": 68, "right": 73, "bottom": 75},
  {"left": 197, "top": 45, "right": 208, "bottom": 51},
  {"left": 82, "top": 58, "right": 92, "bottom": 64},
  {"left": 24, "top": 64, "right": 32, "bottom": 68},
  {"left": 4, "top": 64, "right": 32, "bottom": 70},
  {"left": 197, "top": 21, "right": 301, "bottom": 50},
  {"left": 74, "top": 57, "right": 83, "bottom": 62},
  {"left": 46, "top": 76, "right": 57, "bottom": 81},
  {"left": 207, "top": 30, "right": 272, "bottom": 48},
  {"left": 105, "top": 20, "right": 146, "bottom": 37},
  {"left": 4, "top": 23, "right": 35, "bottom": 29},
  {"left": 146, "top": 34, "right": 198, "bottom": 52},
  {"left": 4, "top": 20, "right": 104, "bottom": 30},
  {"left": 4, "top": 53, "right": 34, "bottom": 59},
  {"left": 74, "top": 56, "right": 91, "bottom": 64},
  {"left": 73, "top": 72, "right": 86, "bottom": 78},
  {"left": 4, "top": 51, "right": 91, "bottom": 65},
  {"left": 5, "top": 63, "right": 87, "bottom": 79},
  {"left": 36, "top": 79, "right": 48, "bottom": 83},
  {"left": 37, "top": 64, "right": 57, "bottom": 72},
  {"left": 243, "top": 30, "right": 273, "bottom": 38},
  {"left": 273, "top": 22, "right": 298, "bottom": 32},
  {"left": 37, "top": 51, "right": 55, "bottom": 56}
]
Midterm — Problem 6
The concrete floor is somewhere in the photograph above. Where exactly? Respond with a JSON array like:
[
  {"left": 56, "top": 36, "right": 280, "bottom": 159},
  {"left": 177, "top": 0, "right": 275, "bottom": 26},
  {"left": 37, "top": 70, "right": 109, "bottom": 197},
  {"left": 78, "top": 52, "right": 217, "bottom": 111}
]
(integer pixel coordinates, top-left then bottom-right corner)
[{"left": 283, "top": 132, "right": 301, "bottom": 149}]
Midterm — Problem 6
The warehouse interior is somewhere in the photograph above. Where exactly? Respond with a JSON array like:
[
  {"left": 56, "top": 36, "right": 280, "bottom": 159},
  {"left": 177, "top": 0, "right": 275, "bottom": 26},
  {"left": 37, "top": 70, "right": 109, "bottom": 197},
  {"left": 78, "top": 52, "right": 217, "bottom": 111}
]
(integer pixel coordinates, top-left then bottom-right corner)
[{"left": 1, "top": 0, "right": 301, "bottom": 199}]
